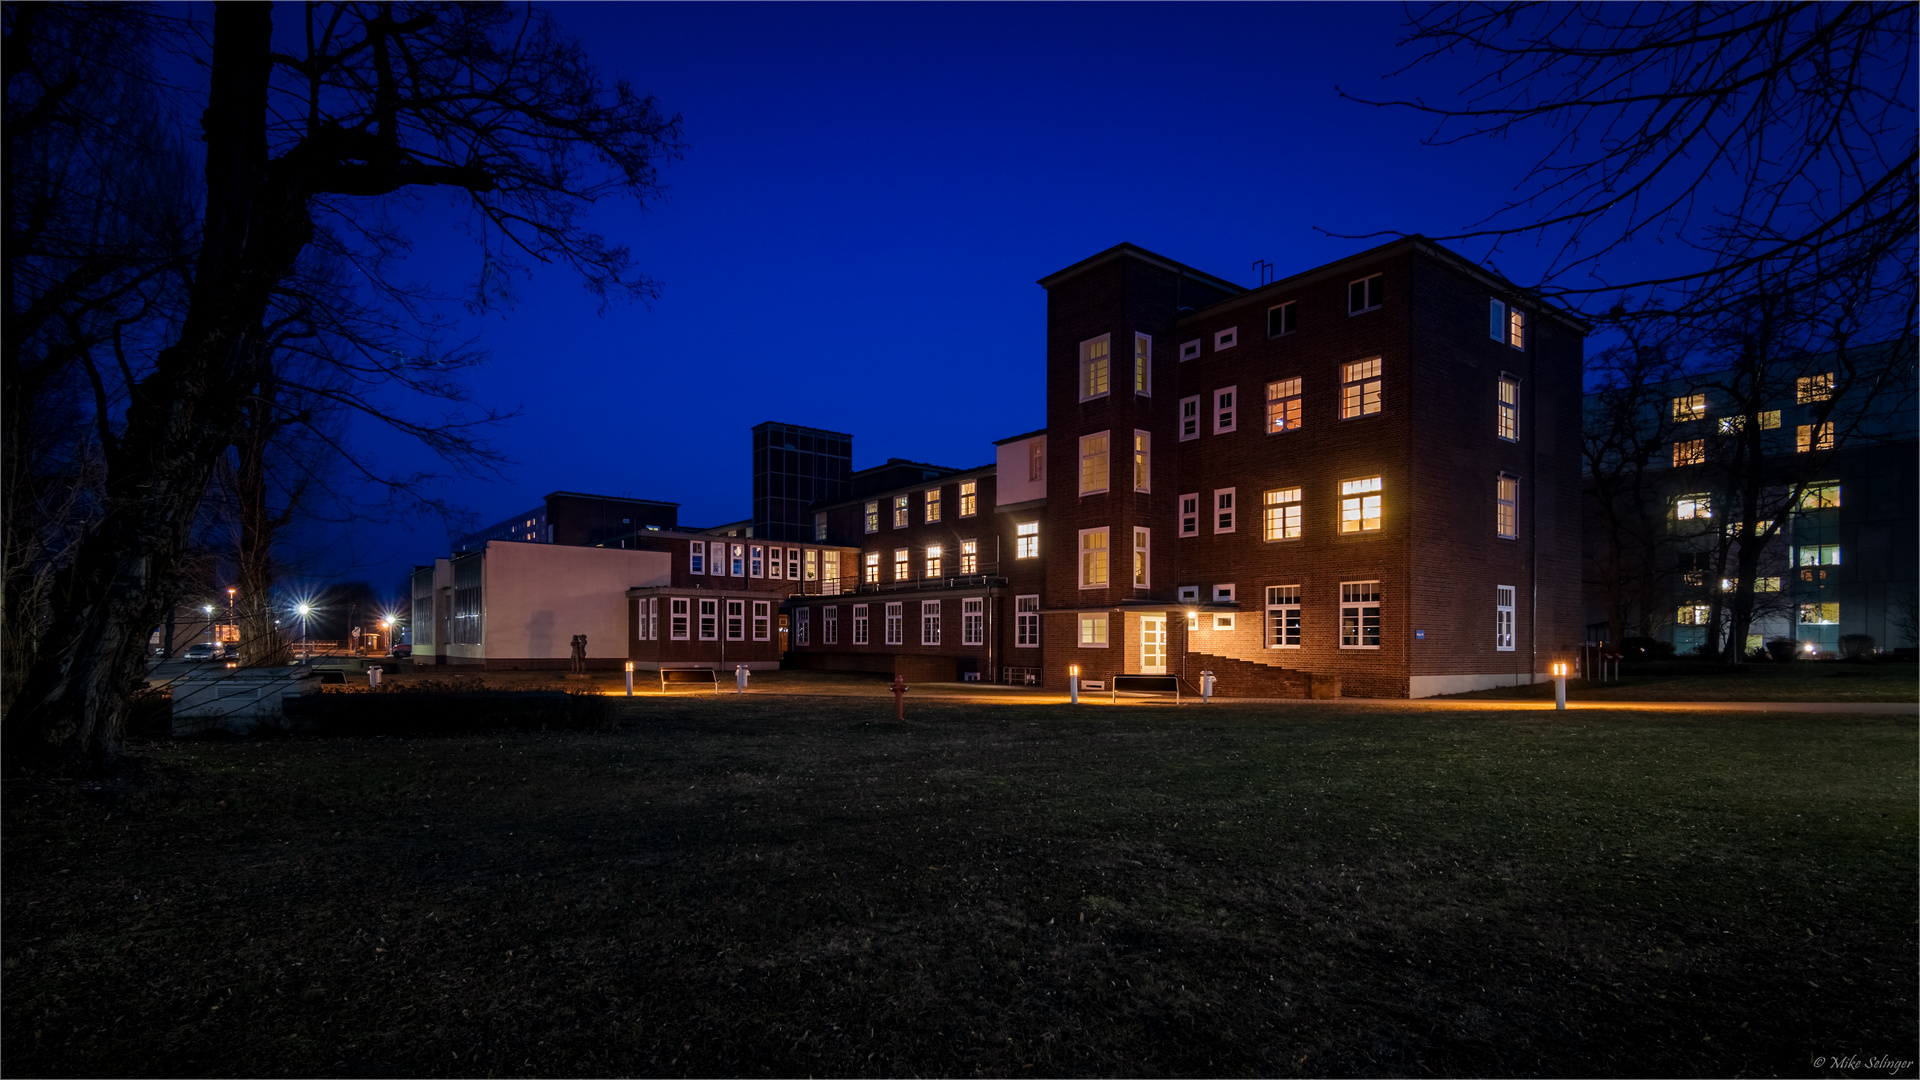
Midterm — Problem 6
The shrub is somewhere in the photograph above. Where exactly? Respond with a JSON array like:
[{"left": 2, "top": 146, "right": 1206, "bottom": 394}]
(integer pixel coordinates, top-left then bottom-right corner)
[
  {"left": 1765, "top": 638, "right": 1799, "bottom": 662},
  {"left": 1619, "top": 636, "right": 1675, "bottom": 662},
  {"left": 1839, "top": 634, "right": 1876, "bottom": 660}
]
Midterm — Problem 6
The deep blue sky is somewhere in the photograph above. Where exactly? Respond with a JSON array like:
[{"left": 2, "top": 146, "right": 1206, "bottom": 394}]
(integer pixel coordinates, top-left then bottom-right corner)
[{"left": 321, "top": 2, "right": 1573, "bottom": 594}]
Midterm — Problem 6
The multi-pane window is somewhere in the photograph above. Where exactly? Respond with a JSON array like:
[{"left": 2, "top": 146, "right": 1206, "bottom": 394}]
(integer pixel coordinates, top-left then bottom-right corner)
[
  {"left": 1497, "top": 375, "right": 1520, "bottom": 441},
  {"left": 853, "top": 604, "right": 870, "bottom": 644},
  {"left": 1079, "top": 527, "right": 1109, "bottom": 588},
  {"left": 637, "top": 597, "right": 652, "bottom": 640},
  {"left": 1133, "top": 431, "right": 1150, "bottom": 492},
  {"left": 1340, "top": 477, "right": 1383, "bottom": 533},
  {"left": 1268, "top": 301, "right": 1297, "bottom": 337},
  {"left": 689, "top": 541, "right": 705, "bottom": 575},
  {"left": 1132, "top": 527, "right": 1150, "bottom": 588},
  {"left": 1495, "top": 585, "right": 1515, "bottom": 651},
  {"left": 893, "top": 495, "right": 909, "bottom": 528},
  {"left": 1266, "top": 378, "right": 1302, "bottom": 433},
  {"left": 1028, "top": 441, "right": 1044, "bottom": 481},
  {"left": 796, "top": 607, "right": 810, "bottom": 646},
  {"left": 698, "top": 599, "right": 718, "bottom": 641},
  {"left": 1179, "top": 493, "right": 1199, "bottom": 537},
  {"left": 1799, "top": 603, "right": 1839, "bottom": 625},
  {"left": 1079, "top": 615, "right": 1108, "bottom": 646},
  {"left": 925, "top": 488, "right": 941, "bottom": 523},
  {"left": 1341, "top": 359, "right": 1382, "bottom": 418},
  {"left": 1079, "top": 432, "right": 1110, "bottom": 494},
  {"left": 1672, "top": 439, "right": 1706, "bottom": 466},
  {"left": 1496, "top": 475, "right": 1518, "bottom": 539},
  {"left": 1264, "top": 487, "right": 1302, "bottom": 540},
  {"left": 1016, "top": 521, "right": 1040, "bottom": 558},
  {"left": 959, "top": 480, "right": 977, "bottom": 517},
  {"left": 962, "top": 598, "right": 984, "bottom": 645},
  {"left": 821, "top": 552, "right": 839, "bottom": 592},
  {"left": 1507, "top": 308, "right": 1525, "bottom": 349},
  {"left": 1134, "top": 333, "right": 1151, "bottom": 395},
  {"left": 1080, "top": 334, "right": 1111, "bottom": 400},
  {"left": 1676, "top": 604, "right": 1712, "bottom": 627},
  {"left": 1348, "top": 273, "right": 1383, "bottom": 314},
  {"left": 650, "top": 598, "right": 660, "bottom": 641},
  {"left": 1672, "top": 394, "right": 1707, "bottom": 421},
  {"left": 1673, "top": 493, "right": 1713, "bottom": 521},
  {"left": 788, "top": 548, "right": 801, "bottom": 579},
  {"left": 750, "top": 545, "right": 764, "bottom": 577},
  {"left": 815, "top": 512, "right": 828, "bottom": 541},
  {"left": 884, "top": 602, "right": 904, "bottom": 646},
  {"left": 1213, "top": 488, "right": 1236, "bottom": 533},
  {"left": 1796, "top": 373, "right": 1834, "bottom": 403},
  {"left": 670, "top": 598, "right": 689, "bottom": 640},
  {"left": 767, "top": 546, "right": 783, "bottom": 579},
  {"left": 925, "top": 544, "right": 942, "bottom": 578},
  {"left": 1489, "top": 299, "right": 1524, "bottom": 348},
  {"left": 731, "top": 544, "right": 745, "bottom": 576},
  {"left": 823, "top": 606, "right": 838, "bottom": 645},
  {"left": 752, "top": 601, "right": 771, "bottom": 641},
  {"left": 1798, "top": 482, "right": 1842, "bottom": 510},
  {"left": 1214, "top": 327, "right": 1238, "bottom": 351},
  {"left": 864, "top": 502, "right": 879, "bottom": 534},
  {"left": 1214, "top": 387, "right": 1237, "bottom": 433},
  {"left": 1340, "top": 581, "right": 1381, "bottom": 648},
  {"left": 726, "top": 600, "right": 745, "bottom": 641},
  {"left": 1267, "top": 585, "right": 1301, "bottom": 648},
  {"left": 1796, "top": 423, "right": 1833, "bottom": 453},
  {"left": 1015, "top": 595, "right": 1040, "bottom": 647},
  {"left": 893, "top": 548, "right": 910, "bottom": 581},
  {"left": 921, "top": 600, "right": 942, "bottom": 645},
  {"left": 1180, "top": 395, "right": 1201, "bottom": 440},
  {"left": 862, "top": 551, "right": 879, "bottom": 584},
  {"left": 1798, "top": 544, "right": 1841, "bottom": 567},
  {"left": 959, "top": 539, "right": 978, "bottom": 574}
]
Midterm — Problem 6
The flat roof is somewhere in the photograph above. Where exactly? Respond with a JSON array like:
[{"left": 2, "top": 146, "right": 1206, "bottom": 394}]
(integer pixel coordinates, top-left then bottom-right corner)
[
  {"left": 992, "top": 427, "right": 1047, "bottom": 446},
  {"left": 542, "top": 490, "right": 680, "bottom": 507}
]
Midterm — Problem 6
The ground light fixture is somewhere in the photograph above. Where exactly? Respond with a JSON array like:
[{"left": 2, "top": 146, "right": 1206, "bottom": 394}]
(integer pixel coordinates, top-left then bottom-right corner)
[
  {"left": 624, "top": 661, "right": 635, "bottom": 697},
  {"left": 1552, "top": 661, "right": 1569, "bottom": 710},
  {"left": 1068, "top": 664, "right": 1080, "bottom": 705}
]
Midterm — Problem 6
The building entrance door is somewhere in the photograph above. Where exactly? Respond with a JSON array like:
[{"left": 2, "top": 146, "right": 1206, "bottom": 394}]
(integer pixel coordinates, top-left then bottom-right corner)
[{"left": 1141, "top": 616, "right": 1167, "bottom": 674}]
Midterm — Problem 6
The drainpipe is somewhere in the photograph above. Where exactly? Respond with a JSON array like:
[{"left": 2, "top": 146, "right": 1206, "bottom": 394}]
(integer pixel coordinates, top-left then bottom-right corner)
[{"left": 1528, "top": 317, "right": 1540, "bottom": 684}]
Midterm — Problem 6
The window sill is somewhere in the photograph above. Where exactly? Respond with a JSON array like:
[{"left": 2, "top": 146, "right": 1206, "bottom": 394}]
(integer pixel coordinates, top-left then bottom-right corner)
[
  {"left": 1338, "top": 645, "right": 1381, "bottom": 650},
  {"left": 1348, "top": 305, "right": 1381, "bottom": 316}
]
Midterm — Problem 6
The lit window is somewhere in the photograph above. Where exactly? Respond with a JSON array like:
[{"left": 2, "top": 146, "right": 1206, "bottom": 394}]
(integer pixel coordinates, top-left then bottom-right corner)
[
  {"left": 959, "top": 481, "right": 977, "bottom": 517},
  {"left": 1268, "top": 301, "right": 1297, "bottom": 338},
  {"left": 726, "top": 600, "right": 745, "bottom": 641},
  {"left": 1507, "top": 307, "right": 1525, "bottom": 349},
  {"left": 1134, "top": 333, "right": 1152, "bottom": 395},
  {"left": 1798, "top": 482, "right": 1841, "bottom": 510},
  {"left": 1755, "top": 576, "right": 1781, "bottom": 592},
  {"left": 1133, "top": 430, "right": 1150, "bottom": 493},
  {"left": 1213, "top": 614, "right": 1236, "bottom": 631},
  {"left": 1179, "top": 493, "right": 1199, "bottom": 537},
  {"left": 1796, "top": 423, "right": 1833, "bottom": 453},
  {"left": 770, "top": 546, "right": 786, "bottom": 580},
  {"left": 753, "top": 601, "right": 770, "bottom": 642},
  {"left": 1341, "top": 359, "right": 1382, "bottom": 418},
  {"left": 1340, "top": 582, "right": 1381, "bottom": 648},
  {"left": 960, "top": 539, "right": 977, "bottom": 574},
  {"left": 1029, "top": 440, "right": 1044, "bottom": 482},
  {"left": 925, "top": 488, "right": 941, "bottom": 523},
  {"left": 962, "top": 598, "right": 984, "bottom": 646},
  {"left": 1798, "top": 603, "right": 1838, "bottom": 625},
  {"left": 815, "top": 512, "right": 828, "bottom": 541},
  {"left": 893, "top": 495, "right": 909, "bottom": 528},
  {"left": 1340, "top": 477, "right": 1383, "bottom": 533},
  {"left": 1796, "top": 373, "right": 1834, "bottom": 403},
  {"left": 922, "top": 600, "right": 942, "bottom": 646},
  {"left": 1266, "top": 378, "right": 1302, "bottom": 433},
  {"left": 1349, "top": 274, "right": 1383, "bottom": 314},
  {"left": 1214, "top": 327, "right": 1237, "bottom": 351},
  {"left": 853, "top": 604, "right": 870, "bottom": 644},
  {"left": 884, "top": 602, "right": 903, "bottom": 645},
  {"left": 1079, "top": 432, "right": 1110, "bottom": 495},
  {"left": 1797, "top": 545, "right": 1840, "bottom": 567},
  {"left": 1080, "top": 334, "right": 1111, "bottom": 400},
  {"left": 1496, "top": 475, "right": 1518, "bottom": 538},
  {"left": 1673, "top": 493, "right": 1713, "bottom": 521},
  {"left": 1079, "top": 615, "right": 1108, "bottom": 647},
  {"left": 821, "top": 551, "right": 839, "bottom": 591},
  {"left": 1267, "top": 586, "right": 1301, "bottom": 648},
  {"left": 1759, "top": 410, "right": 1781, "bottom": 429},
  {"left": 806, "top": 549, "right": 821, "bottom": 582},
  {"left": 864, "top": 502, "right": 879, "bottom": 534},
  {"left": 1213, "top": 488, "right": 1236, "bottom": 534},
  {"left": 1672, "top": 394, "right": 1707, "bottom": 421},
  {"left": 1490, "top": 299, "right": 1525, "bottom": 349},
  {"left": 749, "top": 545, "right": 764, "bottom": 578},
  {"left": 1015, "top": 595, "right": 1040, "bottom": 647},
  {"left": 1496, "top": 585, "right": 1515, "bottom": 651},
  {"left": 925, "top": 544, "right": 943, "bottom": 578},
  {"left": 1677, "top": 604, "right": 1711, "bottom": 626},
  {"left": 1672, "top": 439, "right": 1706, "bottom": 466},
  {"left": 1497, "top": 375, "right": 1520, "bottom": 441},
  {"left": 1179, "top": 339, "right": 1201, "bottom": 362},
  {"left": 1179, "top": 395, "right": 1201, "bottom": 441},
  {"left": 823, "top": 605, "right": 838, "bottom": 644},
  {"left": 670, "top": 598, "right": 689, "bottom": 640},
  {"left": 1016, "top": 522, "right": 1039, "bottom": 559},
  {"left": 1079, "top": 528, "right": 1109, "bottom": 588},
  {"left": 893, "top": 548, "right": 909, "bottom": 581},
  {"left": 730, "top": 544, "right": 745, "bottom": 577},
  {"left": 1263, "top": 487, "right": 1302, "bottom": 541},
  {"left": 1214, "top": 387, "right": 1237, "bottom": 433},
  {"left": 698, "top": 598, "right": 718, "bottom": 641},
  {"left": 1132, "top": 527, "right": 1150, "bottom": 588},
  {"left": 689, "top": 541, "right": 705, "bottom": 575}
]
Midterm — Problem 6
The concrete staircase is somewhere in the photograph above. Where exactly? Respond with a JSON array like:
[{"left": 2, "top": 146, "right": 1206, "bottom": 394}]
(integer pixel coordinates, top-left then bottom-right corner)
[{"left": 1182, "top": 651, "right": 1339, "bottom": 699}]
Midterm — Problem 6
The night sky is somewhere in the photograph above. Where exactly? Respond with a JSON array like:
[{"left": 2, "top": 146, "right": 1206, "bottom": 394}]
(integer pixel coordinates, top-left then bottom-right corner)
[{"left": 314, "top": 3, "right": 1594, "bottom": 598}]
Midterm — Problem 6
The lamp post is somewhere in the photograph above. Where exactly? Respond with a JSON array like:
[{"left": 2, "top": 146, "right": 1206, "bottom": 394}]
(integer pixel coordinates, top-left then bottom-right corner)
[{"left": 296, "top": 603, "right": 312, "bottom": 662}]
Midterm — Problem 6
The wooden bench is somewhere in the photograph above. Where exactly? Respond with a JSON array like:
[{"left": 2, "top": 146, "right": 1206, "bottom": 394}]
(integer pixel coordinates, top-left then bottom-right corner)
[
  {"left": 1110, "top": 673, "right": 1181, "bottom": 703},
  {"left": 658, "top": 667, "right": 721, "bottom": 693}
]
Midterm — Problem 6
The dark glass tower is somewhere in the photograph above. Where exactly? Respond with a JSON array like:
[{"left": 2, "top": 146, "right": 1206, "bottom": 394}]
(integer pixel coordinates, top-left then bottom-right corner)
[{"left": 751, "top": 421, "right": 854, "bottom": 541}]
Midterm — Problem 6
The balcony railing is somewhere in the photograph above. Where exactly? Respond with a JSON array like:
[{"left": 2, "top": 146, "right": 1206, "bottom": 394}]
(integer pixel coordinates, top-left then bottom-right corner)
[{"left": 788, "top": 569, "right": 1008, "bottom": 597}]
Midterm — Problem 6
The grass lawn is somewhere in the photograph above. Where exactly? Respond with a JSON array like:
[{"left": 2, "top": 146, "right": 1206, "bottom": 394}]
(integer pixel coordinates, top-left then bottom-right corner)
[
  {"left": 5, "top": 700, "right": 1914, "bottom": 1077},
  {"left": 1440, "top": 659, "right": 1919, "bottom": 703}
]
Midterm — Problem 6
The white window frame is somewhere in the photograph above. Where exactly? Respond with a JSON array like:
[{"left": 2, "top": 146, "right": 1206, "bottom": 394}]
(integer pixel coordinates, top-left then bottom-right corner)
[
  {"left": 853, "top": 604, "right": 870, "bottom": 645},
  {"left": 884, "top": 602, "right": 904, "bottom": 646},
  {"left": 1134, "top": 332, "right": 1152, "bottom": 395},
  {"left": 1213, "top": 487, "right": 1236, "bottom": 534},
  {"left": 962, "top": 597, "right": 984, "bottom": 645},
  {"left": 1267, "top": 585, "right": 1301, "bottom": 648},
  {"left": 924, "top": 487, "right": 941, "bottom": 523},
  {"left": 893, "top": 494, "right": 909, "bottom": 528},
  {"left": 862, "top": 551, "right": 879, "bottom": 584},
  {"left": 752, "top": 600, "right": 770, "bottom": 642},
  {"left": 1268, "top": 300, "right": 1296, "bottom": 338},
  {"left": 823, "top": 605, "right": 838, "bottom": 645},
  {"left": 864, "top": 501, "right": 879, "bottom": 534},
  {"left": 1348, "top": 273, "right": 1383, "bottom": 314},
  {"left": 1339, "top": 581, "right": 1382, "bottom": 649},
  {"left": 1078, "top": 527, "right": 1110, "bottom": 589},
  {"left": 1028, "top": 441, "right": 1044, "bottom": 482},
  {"left": 959, "top": 480, "right": 977, "bottom": 517},
  {"left": 1340, "top": 476, "right": 1383, "bottom": 533},
  {"left": 1489, "top": 298, "right": 1507, "bottom": 342},
  {"left": 1507, "top": 307, "right": 1526, "bottom": 349},
  {"left": 959, "top": 538, "right": 978, "bottom": 575},
  {"left": 1264, "top": 487, "right": 1302, "bottom": 541},
  {"left": 1497, "top": 475, "right": 1518, "bottom": 539},
  {"left": 1132, "top": 527, "right": 1150, "bottom": 589},
  {"left": 1015, "top": 595, "right": 1040, "bottom": 648},
  {"left": 1179, "top": 493, "right": 1199, "bottom": 537},
  {"left": 788, "top": 548, "right": 800, "bottom": 579},
  {"left": 730, "top": 544, "right": 745, "bottom": 576},
  {"left": 1177, "top": 585, "right": 1200, "bottom": 605},
  {"left": 670, "top": 598, "right": 690, "bottom": 640},
  {"left": 1132, "top": 430, "right": 1150, "bottom": 493},
  {"left": 698, "top": 598, "right": 718, "bottom": 641},
  {"left": 1495, "top": 586, "right": 1515, "bottom": 651},
  {"left": 1016, "top": 521, "right": 1039, "bottom": 559},
  {"left": 1213, "top": 613, "right": 1236, "bottom": 631},
  {"left": 1179, "top": 395, "right": 1201, "bottom": 441},
  {"left": 921, "top": 600, "right": 942, "bottom": 646},
  {"left": 726, "top": 599, "right": 745, "bottom": 641},
  {"left": 1266, "top": 377, "right": 1302, "bottom": 434},
  {"left": 794, "top": 606, "right": 809, "bottom": 646},
  {"left": 767, "top": 546, "right": 783, "bottom": 579},
  {"left": 1214, "top": 387, "right": 1237, "bottom": 433},
  {"left": 1079, "top": 614, "right": 1109, "bottom": 648},
  {"left": 750, "top": 545, "right": 765, "bottom": 578},
  {"left": 1214, "top": 326, "right": 1238, "bottom": 351},
  {"left": 925, "top": 544, "right": 942, "bottom": 579},
  {"left": 1498, "top": 374, "right": 1520, "bottom": 442},
  {"left": 1179, "top": 339, "right": 1201, "bottom": 362},
  {"left": 1213, "top": 583, "right": 1235, "bottom": 603},
  {"left": 1341, "top": 358, "right": 1382, "bottom": 418},
  {"left": 689, "top": 540, "right": 705, "bottom": 575},
  {"left": 1079, "top": 431, "right": 1110, "bottom": 495},
  {"left": 893, "top": 547, "right": 909, "bottom": 581},
  {"left": 1080, "top": 333, "right": 1112, "bottom": 401}
]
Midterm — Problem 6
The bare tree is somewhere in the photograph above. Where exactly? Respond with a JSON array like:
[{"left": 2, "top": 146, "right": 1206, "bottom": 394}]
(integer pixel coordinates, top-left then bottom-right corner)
[
  {"left": 1581, "top": 335, "right": 1684, "bottom": 647},
  {"left": 3, "top": 3, "right": 683, "bottom": 774}
]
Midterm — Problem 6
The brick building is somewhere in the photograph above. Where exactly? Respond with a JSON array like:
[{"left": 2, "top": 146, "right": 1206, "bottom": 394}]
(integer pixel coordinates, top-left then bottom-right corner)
[{"left": 451, "top": 491, "right": 678, "bottom": 553}]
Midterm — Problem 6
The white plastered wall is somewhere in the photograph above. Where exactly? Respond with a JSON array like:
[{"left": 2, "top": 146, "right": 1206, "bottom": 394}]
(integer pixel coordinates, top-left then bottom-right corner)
[{"left": 482, "top": 542, "right": 671, "bottom": 662}]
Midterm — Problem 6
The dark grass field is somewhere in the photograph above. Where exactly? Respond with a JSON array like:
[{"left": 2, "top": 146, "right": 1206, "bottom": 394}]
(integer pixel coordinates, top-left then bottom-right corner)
[
  {"left": 1439, "top": 659, "right": 1918, "bottom": 702},
  {"left": 5, "top": 698, "right": 1915, "bottom": 1078}
]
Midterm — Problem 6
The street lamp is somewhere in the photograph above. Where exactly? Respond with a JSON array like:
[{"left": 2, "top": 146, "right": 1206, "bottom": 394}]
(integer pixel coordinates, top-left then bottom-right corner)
[
  {"left": 296, "top": 602, "right": 312, "bottom": 662},
  {"left": 203, "top": 604, "right": 216, "bottom": 652}
]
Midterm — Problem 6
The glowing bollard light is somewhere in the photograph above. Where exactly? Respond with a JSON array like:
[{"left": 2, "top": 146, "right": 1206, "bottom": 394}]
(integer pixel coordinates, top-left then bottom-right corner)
[
  {"left": 1201, "top": 670, "right": 1215, "bottom": 704},
  {"left": 624, "top": 661, "right": 635, "bottom": 697},
  {"left": 1068, "top": 664, "right": 1080, "bottom": 705},
  {"left": 1552, "top": 661, "right": 1569, "bottom": 711}
]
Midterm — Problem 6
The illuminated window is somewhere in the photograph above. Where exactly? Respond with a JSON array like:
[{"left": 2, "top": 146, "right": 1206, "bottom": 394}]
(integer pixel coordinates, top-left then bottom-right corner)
[
  {"left": 1134, "top": 333, "right": 1152, "bottom": 395},
  {"left": 960, "top": 539, "right": 977, "bottom": 574},
  {"left": 1496, "top": 475, "right": 1518, "bottom": 538},
  {"left": 1348, "top": 274, "right": 1383, "bottom": 314},
  {"left": 1079, "top": 527, "right": 1109, "bottom": 588},
  {"left": 749, "top": 545, "right": 764, "bottom": 578},
  {"left": 730, "top": 544, "right": 744, "bottom": 577},
  {"left": 1028, "top": 440, "right": 1044, "bottom": 482},
  {"left": 1341, "top": 359, "right": 1382, "bottom": 418},
  {"left": 1496, "top": 585, "right": 1515, "bottom": 651},
  {"left": 1672, "top": 394, "right": 1707, "bottom": 421},
  {"left": 893, "top": 548, "right": 909, "bottom": 581},
  {"left": 670, "top": 598, "right": 689, "bottom": 640},
  {"left": 925, "top": 544, "right": 943, "bottom": 578},
  {"left": 1796, "top": 373, "right": 1833, "bottom": 403},
  {"left": 1798, "top": 603, "right": 1838, "bottom": 625},
  {"left": 1267, "top": 585, "right": 1301, "bottom": 648},
  {"left": 1759, "top": 410, "right": 1782, "bottom": 429},
  {"left": 823, "top": 605, "right": 838, "bottom": 645},
  {"left": 1672, "top": 439, "right": 1706, "bottom": 466},
  {"left": 821, "top": 551, "right": 839, "bottom": 591},
  {"left": 1798, "top": 482, "right": 1841, "bottom": 510},
  {"left": 1756, "top": 576, "right": 1781, "bottom": 592},
  {"left": 1079, "top": 432, "right": 1110, "bottom": 495},
  {"left": 884, "top": 602, "right": 903, "bottom": 645},
  {"left": 1797, "top": 545, "right": 1840, "bottom": 567},
  {"left": 1133, "top": 431, "right": 1150, "bottom": 492},
  {"left": 1673, "top": 493, "right": 1713, "bottom": 521},
  {"left": 1340, "top": 582, "right": 1381, "bottom": 648},
  {"left": 806, "top": 549, "right": 820, "bottom": 582},
  {"left": 1214, "top": 387, "right": 1237, "bottom": 433},
  {"left": 1214, "top": 326, "right": 1238, "bottom": 351},
  {"left": 959, "top": 480, "right": 977, "bottom": 517},
  {"left": 921, "top": 600, "right": 941, "bottom": 646},
  {"left": 924, "top": 488, "right": 941, "bottom": 523},
  {"left": 689, "top": 541, "right": 705, "bottom": 575},
  {"left": 1796, "top": 423, "right": 1833, "bottom": 453},
  {"left": 753, "top": 601, "right": 770, "bottom": 642},
  {"left": 1213, "top": 613, "right": 1236, "bottom": 631},
  {"left": 1080, "top": 334, "right": 1111, "bottom": 400},
  {"left": 768, "top": 546, "right": 783, "bottom": 580},
  {"left": 1268, "top": 301, "right": 1297, "bottom": 338},
  {"left": 698, "top": 599, "right": 718, "bottom": 641},
  {"left": 1179, "top": 339, "right": 1201, "bottom": 362},
  {"left": 1497, "top": 375, "right": 1520, "bottom": 441},
  {"left": 1266, "top": 378, "right": 1302, "bottom": 433},
  {"left": 1507, "top": 307, "right": 1525, "bottom": 349},
  {"left": 1677, "top": 604, "right": 1711, "bottom": 626},
  {"left": 1213, "top": 488, "right": 1236, "bottom": 534},
  {"left": 1015, "top": 595, "right": 1040, "bottom": 647},
  {"left": 1264, "top": 487, "right": 1302, "bottom": 541},
  {"left": 864, "top": 502, "right": 879, "bottom": 534},
  {"left": 815, "top": 512, "right": 828, "bottom": 541},
  {"left": 1179, "top": 395, "right": 1201, "bottom": 441},
  {"left": 962, "top": 598, "right": 984, "bottom": 646},
  {"left": 893, "top": 495, "right": 909, "bottom": 528},
  {"left": 853, "top": 604, "right": 869, "bottom": 644},
  {"left": 1132, "top": 527, "right": 1150, "bottom": 588},
  {"left": 1340, "top": 476, "right": 1383, "bottom": 533},
  {"left": 1079, "top": 615, "right": 1108, "bottom": 647},
  {"left": 1016, "top": 522, "right": 1039, "bottom": 559}
]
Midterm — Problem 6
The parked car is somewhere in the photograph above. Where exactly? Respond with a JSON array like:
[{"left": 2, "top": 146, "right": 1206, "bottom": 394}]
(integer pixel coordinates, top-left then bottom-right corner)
[
  {"left": 388, "top": 643, "right": 411, "bottom": 659},
  {"left": 183, "top": 642, "right": 221, "bottom": 662}
]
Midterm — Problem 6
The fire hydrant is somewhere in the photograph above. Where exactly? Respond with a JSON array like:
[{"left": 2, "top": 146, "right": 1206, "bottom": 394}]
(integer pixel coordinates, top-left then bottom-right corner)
[{"left": 890, "top": 675, "right": 908, "bottom": 720}]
